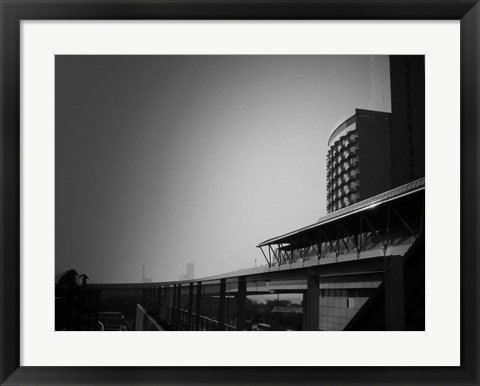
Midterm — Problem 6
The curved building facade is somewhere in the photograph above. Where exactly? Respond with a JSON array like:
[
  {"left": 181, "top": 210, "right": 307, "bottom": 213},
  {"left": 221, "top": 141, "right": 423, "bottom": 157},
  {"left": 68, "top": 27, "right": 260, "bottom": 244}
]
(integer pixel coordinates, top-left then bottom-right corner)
[
  {"left": 326, "top": 109, "right": 392, "bottom": 213},
  {"left": 326, "top": 115, "right": 360, "bottom": 212},
  {"left": 326, "top": 56, "right": 425, "bottom": 214}
]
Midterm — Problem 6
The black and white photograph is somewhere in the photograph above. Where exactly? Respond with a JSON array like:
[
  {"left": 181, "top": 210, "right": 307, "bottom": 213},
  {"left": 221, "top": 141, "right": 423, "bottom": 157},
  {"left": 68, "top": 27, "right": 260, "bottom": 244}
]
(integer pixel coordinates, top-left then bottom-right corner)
[
  {"left": 3, "top": 0, "right": 479, "bottom": 382},
  {"left": 54, "top": 54, "right": 425, "bottom": 332}
]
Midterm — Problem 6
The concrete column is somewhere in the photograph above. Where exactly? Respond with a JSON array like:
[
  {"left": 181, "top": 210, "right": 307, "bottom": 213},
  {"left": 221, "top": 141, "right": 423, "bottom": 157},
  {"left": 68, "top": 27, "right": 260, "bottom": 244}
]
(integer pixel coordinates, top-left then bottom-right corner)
[
  {"left": 236, "top": 277, "right": 247, "bottom": 331},
  {"left": 218, "top": 279, "right": 226, "bottom": 330},
  {"left": 385, "top": 255, "right": 405, "bottom": 330},
  {"left": 304, "top": 273, "right": 320, "bottom": 330}
]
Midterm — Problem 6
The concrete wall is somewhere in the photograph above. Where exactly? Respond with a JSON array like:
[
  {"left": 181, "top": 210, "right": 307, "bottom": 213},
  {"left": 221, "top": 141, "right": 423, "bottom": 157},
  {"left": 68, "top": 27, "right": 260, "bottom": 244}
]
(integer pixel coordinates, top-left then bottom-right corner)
[{"left": 318, "top": 272, "right": 384, "bottom": 331}]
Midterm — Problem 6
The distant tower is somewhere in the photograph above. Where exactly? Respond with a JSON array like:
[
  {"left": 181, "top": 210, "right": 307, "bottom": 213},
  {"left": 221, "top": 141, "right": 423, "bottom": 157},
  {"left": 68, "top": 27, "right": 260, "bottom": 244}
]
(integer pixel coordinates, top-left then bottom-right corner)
[
  {"left": 186, "top": 263, "right": 194, "bottom": 280},
  {"left": 179, "top": 263, "right": 195, "bottom": 281},
  {"left": 141, "top": 264, "right": 152, "bottom": 283}
]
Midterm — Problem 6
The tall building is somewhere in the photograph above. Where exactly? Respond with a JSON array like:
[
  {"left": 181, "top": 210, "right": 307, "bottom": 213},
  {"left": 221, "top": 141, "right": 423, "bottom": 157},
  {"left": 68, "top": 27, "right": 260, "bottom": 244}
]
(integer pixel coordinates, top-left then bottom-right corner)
[
  {"left": 141, "top": 265, "right": 152, "bottom": 283},
  {"left": 389, "top": 56, "right": 425, "bottom": 187},
  {"left": 186, "top": 263, "right": 194, "bottom": 280},
  {"left": 326, "top": 109, "right": 392, "bottom": 212},
  {"left": 179, "top": 263, "right": 194, "bottom": 280},
  {"left": 326, "top": 56, "right": 424, "bottom": 213}
]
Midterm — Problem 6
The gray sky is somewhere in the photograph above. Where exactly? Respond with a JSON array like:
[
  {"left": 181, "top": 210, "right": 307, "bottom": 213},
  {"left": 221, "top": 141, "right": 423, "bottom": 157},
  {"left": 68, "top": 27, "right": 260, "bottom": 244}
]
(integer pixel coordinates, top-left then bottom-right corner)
[{"left": 55, "top": 55, "right": 377, "bottom": 283}]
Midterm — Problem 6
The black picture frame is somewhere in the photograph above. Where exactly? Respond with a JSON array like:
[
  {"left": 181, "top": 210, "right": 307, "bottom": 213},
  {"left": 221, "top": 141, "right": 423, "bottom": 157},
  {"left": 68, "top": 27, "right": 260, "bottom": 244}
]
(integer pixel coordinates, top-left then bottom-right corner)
[{"left": 1, "top": 1, "right": 479, "bottom": 385}]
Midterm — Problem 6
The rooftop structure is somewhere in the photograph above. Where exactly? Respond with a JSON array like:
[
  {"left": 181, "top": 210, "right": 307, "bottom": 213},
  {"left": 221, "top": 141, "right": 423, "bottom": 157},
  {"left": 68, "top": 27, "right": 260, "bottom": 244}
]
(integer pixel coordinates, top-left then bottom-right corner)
[{"left": 258, "top": 177, "right": 424, "bottom": 268}]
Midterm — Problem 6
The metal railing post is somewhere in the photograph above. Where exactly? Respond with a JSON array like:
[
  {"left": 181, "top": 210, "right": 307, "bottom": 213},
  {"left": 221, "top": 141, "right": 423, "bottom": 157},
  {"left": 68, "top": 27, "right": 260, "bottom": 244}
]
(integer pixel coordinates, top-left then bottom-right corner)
[
  {"left": 218, "top": 278, "right": 226, "bottom": 330},
  {"left": 195, "top": 282, "right": 202, "bottom": 331},
  {"left": 187, "top": 282, "right": 194, "bottom": 330}
]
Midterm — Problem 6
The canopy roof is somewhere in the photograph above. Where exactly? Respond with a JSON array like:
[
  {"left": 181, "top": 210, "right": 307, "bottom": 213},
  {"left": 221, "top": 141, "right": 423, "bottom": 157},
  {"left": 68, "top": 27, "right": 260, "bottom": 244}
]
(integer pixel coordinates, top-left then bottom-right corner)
[{"left": 257, "top": 177, "right": 425, "bottom": 248}]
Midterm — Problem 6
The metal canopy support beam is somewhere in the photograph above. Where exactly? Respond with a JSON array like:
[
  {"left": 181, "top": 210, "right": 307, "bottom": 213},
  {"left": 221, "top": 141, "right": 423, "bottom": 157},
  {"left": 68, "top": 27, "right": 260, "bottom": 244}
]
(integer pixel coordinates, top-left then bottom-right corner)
[
  {"left": 339, "top": 232, "right": 350, "bottom": 254},
  {"left": 358, "top": 215, "right": 363, "bottom": 256},
  {"left": 305, "top": 234, "right": 320, "bottom": 260},
  {"left": 278, "top": 244, "right": 289, "bottom": 264},
  {"left": 362, "top": 214, "right": 387, "bottom": 249},
  {"left": 286, "top": 242, "right": 298, "bottom": 263},
  {"left": 218, "top": 278, "right": 226, "bottom": 330},
  {"left": 304, "top": 272, "right": 320, "bottom": 331},
  {"left": 195, "top": 282, "right": 202, "bottom": 331},
  {"left": 259, "top": 246, "right": 271, "bottom": 267},
  {"left": 305, "top": 236, "right": 312, "bottom": 261},
  {"left": 320, "top": 229, "right": 338, "bottom": 257},
  {"left": 384, "top": 255, "right": 405, "bottom": 330},
  {"left": 284, "top": 244, "right": 293, "bottom": 264},
  {"left": 280, "top": 244, "right": 292, "bottom": 263},
  {"left": 292, "top": 240, "right": 302, "bottom": 262},
  {"left": 385, "top": 206, "right": 391, "bottom": 254},
  {"left": 318, "top": 231, "right": 323, "bottom": 260},
  {"left": 288, "top": 244, "right": 295, "bottom": 264},
  {"left": 336, "top": 226, "right": 341, "bottom": 260},
  {"left": 302, "top": 237, "right": 309, "bottom": 262},
  {"left": 338, "top": 222, "right": 358, "bottom": 254},
  {"left": 391, "top": 205, "right": 417, "bottom": 239},
  {"left": 236, "top": 277, "right": 247, "bottom": 331},
  {"left": 278, "top": 244, "right": 285, "bottom": 264},
  {"left": 269, "top": 245, "right": 281, "bottom": 266}
]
